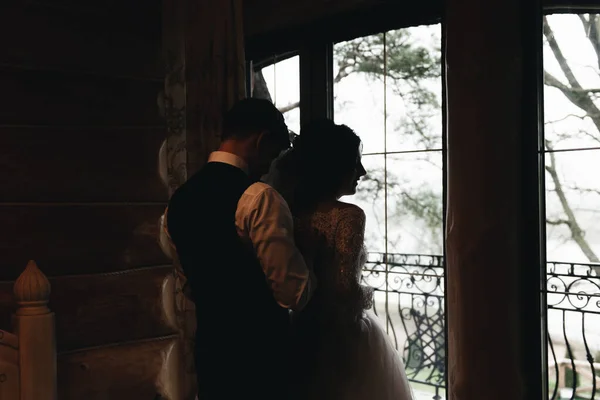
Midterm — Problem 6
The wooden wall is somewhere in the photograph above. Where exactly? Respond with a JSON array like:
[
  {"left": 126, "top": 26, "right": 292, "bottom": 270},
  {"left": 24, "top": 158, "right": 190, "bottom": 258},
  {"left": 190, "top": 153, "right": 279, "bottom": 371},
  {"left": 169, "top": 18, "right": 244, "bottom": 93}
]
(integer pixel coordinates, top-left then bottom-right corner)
[{"left": 0, "top": 1, "right": 178, "bottom": 398}]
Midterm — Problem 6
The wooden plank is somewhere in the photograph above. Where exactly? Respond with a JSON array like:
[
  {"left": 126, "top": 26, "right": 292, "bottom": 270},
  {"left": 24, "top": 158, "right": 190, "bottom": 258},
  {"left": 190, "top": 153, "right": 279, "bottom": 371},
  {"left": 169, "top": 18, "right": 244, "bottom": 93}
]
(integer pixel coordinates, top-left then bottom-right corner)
[
  {"left": 57, "top": 336, "right": 177, "bottom": 400},
  {"left": 0, "top": 66, "right": 163, "bottom": 127},
  {"left": 0, "top": 3, "right": 162, "bottom": 78},
  {"left": 25, "top": 0, "right": 162, "bottom": 31},
  {"left": 50, "top": 266, "right": 177, "bottom": 351},
  {"left": 0, "top": 205, "right": 169, "bottom": 280},
  {"left": 0, "top": 127, "right": 168, "bottom": 202}
]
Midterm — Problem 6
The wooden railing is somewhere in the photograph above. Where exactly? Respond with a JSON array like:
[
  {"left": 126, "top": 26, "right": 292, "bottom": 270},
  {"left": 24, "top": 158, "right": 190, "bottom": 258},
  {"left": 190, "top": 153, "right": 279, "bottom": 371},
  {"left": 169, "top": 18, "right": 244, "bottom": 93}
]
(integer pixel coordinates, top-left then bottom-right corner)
[{"left": 0, "top": 260, "right": 57, "bottom": 400}]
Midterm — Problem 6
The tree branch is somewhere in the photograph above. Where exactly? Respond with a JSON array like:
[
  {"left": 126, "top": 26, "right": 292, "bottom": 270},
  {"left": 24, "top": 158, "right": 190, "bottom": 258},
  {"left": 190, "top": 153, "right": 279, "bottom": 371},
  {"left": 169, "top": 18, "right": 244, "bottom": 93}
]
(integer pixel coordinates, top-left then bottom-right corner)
[
  {"left": 545, "top": 113, "right": 589, "bottom": 125},
  {"left": 547, "top": 218, "right": 571, "bottom": 226},
  {"left": 278, "top": 101, "right": 300, "bottom": 114},
  {"left": 544, "top": 18, "right": 600, "bottom": 133},
  {"left": 545, "top": 141, "right": 599, "bottom": 263},
  {"left": 578, "top": 14, "right": 600, "bottom": 70}
]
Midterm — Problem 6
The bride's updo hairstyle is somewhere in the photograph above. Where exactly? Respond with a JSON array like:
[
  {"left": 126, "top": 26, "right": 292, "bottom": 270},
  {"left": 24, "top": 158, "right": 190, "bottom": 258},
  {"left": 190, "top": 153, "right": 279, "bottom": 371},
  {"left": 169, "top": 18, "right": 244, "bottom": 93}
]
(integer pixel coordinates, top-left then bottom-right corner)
[{"left": 277, "top": 118, "right": 361, "bottom": 212}]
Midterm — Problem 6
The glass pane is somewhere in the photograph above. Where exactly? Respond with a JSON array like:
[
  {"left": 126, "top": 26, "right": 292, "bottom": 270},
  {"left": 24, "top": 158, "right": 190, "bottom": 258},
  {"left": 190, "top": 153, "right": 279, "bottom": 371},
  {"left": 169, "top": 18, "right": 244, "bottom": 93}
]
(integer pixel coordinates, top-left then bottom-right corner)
[
  {"left": 334, "top": 34, "right": 385, "bottom": 155},
  {"left": 385, "top": 25, "right": 443, "bottom": 153},
  {"left": 253, "top": 55, "right": 300, "bottom": 135},
  {"left": 341, "top": 154, "right": 386, "bottom": 252},
  {"left": 543, "top": 15, "right": 600, "bottom": 151},
  {"left": 336, "top": 24, "right": 446, "bottom": 399},
  {"left": 542, "top": 13, "right": 600, "bottom": 400},
  {"left": 545, "top": 149, "right": 600, "bottom": 264},
  {"left": 386, "top": 151, "right": 444, "bottom": 255}
]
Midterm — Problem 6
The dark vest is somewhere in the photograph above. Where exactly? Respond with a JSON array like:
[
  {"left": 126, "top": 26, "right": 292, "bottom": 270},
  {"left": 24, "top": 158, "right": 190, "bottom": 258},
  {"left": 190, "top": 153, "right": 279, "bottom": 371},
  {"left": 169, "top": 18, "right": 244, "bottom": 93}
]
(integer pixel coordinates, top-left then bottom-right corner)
[{"left": 167, "top": 162, "right": 290, "bottom": 398}]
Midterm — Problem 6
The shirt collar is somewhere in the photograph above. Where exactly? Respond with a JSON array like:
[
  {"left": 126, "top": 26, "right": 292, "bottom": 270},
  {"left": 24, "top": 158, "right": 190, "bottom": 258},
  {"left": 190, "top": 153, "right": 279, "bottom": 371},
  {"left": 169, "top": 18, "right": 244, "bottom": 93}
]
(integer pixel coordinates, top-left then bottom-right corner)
[{"left": 208, "top": 151, "right": 249, "bottom": 175}]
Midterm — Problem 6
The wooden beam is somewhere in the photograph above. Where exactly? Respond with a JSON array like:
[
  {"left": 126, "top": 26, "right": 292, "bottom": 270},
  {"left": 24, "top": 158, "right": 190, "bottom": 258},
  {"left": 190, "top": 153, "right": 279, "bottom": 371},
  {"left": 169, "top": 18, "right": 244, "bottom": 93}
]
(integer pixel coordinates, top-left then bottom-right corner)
[
  {"left": 245, "top": 0, "right": 599, "bottom": 41},
  {"left": 299, "top": 43, "right": 333, "bottom": 126},
  {"left": 244, "top": 0, "right": 598, "bottom": 62},
  {"left": 244, "top": 0, "right": 389, "bottom": 38},
  {"left": 245, "top": 0, "right": 442, "bottom": 60}
]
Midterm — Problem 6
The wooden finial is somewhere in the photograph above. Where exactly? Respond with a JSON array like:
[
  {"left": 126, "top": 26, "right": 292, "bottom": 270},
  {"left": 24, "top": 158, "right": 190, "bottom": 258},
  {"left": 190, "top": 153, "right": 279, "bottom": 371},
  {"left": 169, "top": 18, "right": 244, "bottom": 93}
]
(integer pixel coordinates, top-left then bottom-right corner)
[{"left": 13, "top": 260, "right": 51, "bottom": 315}]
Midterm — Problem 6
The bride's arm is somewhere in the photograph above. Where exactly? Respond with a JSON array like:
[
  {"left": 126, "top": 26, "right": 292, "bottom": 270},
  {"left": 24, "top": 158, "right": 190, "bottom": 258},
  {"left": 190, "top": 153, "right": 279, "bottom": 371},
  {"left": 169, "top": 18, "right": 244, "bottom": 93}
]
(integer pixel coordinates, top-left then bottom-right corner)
[
  {"left": 335, "top": 205, "right": 367, "bottom": 281},
  {"left": 333, "top": 205, "right": 373, "bottom": 315}
]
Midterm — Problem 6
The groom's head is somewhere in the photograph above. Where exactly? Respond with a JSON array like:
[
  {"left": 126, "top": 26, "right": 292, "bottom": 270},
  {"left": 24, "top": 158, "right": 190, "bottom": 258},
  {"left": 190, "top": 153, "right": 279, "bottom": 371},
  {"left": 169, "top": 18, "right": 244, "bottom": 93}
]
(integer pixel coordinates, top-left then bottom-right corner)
[{"left": 221, "top": 98, "right": 290, "bottom": 180}]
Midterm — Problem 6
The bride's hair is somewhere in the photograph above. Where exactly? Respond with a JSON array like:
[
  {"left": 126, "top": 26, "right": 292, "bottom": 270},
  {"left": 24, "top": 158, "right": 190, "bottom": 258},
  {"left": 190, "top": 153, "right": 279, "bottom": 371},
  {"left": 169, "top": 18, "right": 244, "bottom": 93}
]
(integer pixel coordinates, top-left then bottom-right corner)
[{"left": 276, "top": 118, "right": 362, "bottom": 212}]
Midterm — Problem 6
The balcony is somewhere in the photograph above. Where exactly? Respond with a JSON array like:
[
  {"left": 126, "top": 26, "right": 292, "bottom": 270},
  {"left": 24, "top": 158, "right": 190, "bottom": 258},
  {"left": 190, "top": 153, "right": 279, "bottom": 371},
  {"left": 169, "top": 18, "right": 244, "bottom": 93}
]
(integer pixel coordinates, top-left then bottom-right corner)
[{"left": 362, "top": 253, "right": 600, "bottom": 400}]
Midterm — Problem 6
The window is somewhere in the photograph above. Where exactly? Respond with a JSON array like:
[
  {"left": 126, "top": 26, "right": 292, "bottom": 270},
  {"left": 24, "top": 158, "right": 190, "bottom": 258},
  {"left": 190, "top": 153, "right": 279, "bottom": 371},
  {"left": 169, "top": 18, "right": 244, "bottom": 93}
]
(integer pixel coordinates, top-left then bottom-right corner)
[
  {"left": 250, "top": 55, "right": 300, "bottom": 135},
  {"left": 334, "top": 25, "right": 446, "bottom": 399},
  {"left": 542, "top": 13, "right": 600, "bottom": 400}
]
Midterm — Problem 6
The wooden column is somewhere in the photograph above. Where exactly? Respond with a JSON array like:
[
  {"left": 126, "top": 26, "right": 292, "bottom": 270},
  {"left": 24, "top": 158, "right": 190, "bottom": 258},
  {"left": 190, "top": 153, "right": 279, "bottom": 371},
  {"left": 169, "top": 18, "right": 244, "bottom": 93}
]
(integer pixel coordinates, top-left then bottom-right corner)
[
  {"left": 444, "top": 0, "right": 544, "bottom": 398},
  {"left": 300, "top": 42, "right": 334, "bottom": 127},
  {"left": 13, "top": 261, "right": 57, "bottom": 400}
]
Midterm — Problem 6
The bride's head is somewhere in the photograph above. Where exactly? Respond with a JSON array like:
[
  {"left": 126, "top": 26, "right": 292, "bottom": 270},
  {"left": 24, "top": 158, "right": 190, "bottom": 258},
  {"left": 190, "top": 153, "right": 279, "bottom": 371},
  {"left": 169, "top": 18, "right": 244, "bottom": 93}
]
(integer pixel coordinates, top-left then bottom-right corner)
[{"left": 278, "top": 118, "right": 366, "bottom": 211}]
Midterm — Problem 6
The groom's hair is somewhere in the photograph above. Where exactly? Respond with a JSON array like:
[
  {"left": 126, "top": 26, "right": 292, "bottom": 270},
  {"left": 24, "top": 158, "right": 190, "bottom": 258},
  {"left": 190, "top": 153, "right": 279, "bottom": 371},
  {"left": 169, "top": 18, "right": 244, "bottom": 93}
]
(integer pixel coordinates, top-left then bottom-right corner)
[{"left": 222, "top": 98, "right": 289, "bottom": 147}]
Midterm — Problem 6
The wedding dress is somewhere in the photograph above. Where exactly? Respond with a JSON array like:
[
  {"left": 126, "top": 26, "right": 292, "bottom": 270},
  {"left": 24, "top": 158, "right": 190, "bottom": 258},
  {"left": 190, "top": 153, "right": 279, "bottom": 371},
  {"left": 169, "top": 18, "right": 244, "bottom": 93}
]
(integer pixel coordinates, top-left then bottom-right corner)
[{"left": 290, "top": 203, "right": 414, "bottom": 400}]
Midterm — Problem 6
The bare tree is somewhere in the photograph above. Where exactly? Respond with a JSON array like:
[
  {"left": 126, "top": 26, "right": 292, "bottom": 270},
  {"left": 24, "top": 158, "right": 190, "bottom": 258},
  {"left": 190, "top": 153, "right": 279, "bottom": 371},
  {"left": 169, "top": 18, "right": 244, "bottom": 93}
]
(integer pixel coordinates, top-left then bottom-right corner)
[{"left": 543, "top": 15, "right": 600, "bottom": 273}]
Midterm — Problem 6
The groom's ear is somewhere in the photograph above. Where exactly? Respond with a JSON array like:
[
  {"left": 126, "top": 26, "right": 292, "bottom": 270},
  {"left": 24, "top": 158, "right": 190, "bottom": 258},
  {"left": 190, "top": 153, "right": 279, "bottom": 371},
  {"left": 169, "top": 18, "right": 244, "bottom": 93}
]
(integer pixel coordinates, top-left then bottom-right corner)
[{"left": 254, "top": 130, "right": 269, "bottom": 149}]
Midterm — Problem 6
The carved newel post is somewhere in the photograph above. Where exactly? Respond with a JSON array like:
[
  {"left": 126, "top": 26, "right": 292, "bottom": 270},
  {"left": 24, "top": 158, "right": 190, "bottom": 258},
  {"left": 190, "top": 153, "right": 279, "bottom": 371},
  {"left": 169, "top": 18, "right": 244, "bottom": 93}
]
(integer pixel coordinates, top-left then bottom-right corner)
[{"left": 13, "top": 260, "right": 57, "bottom": 400}]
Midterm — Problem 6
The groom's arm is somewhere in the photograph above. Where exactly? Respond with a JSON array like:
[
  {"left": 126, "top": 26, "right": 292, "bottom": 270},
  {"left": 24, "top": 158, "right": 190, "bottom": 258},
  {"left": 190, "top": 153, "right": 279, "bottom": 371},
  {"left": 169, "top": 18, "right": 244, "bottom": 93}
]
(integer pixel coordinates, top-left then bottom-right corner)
[{"left": 236, "top": 183, "right": 315, "bottom": 311}]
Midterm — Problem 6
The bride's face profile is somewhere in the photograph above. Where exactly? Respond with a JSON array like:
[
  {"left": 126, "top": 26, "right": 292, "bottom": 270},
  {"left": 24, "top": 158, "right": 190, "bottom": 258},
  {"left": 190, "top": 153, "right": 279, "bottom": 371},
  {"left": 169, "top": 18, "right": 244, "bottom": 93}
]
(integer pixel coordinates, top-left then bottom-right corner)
[{"left": 338, "top": 149, "right": 367, "bottom": 197}]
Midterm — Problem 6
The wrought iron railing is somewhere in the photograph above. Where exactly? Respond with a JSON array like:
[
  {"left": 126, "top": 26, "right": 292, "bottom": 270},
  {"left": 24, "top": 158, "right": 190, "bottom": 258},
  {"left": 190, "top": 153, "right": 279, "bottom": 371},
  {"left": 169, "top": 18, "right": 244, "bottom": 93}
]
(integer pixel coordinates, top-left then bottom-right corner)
[
  {"left": 362, "top": 252, "right": 446, "bottom": 400},
  {"left": 361, "top": 254, "right": 600, "bottom": 400},
  {"left": 546, "top": 261, "right": 600, "bottom": 400}
]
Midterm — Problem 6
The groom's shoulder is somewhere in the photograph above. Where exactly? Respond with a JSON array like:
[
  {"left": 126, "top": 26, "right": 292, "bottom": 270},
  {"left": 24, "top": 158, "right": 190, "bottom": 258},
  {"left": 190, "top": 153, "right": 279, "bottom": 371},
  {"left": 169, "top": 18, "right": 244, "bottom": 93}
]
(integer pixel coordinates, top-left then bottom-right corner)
[
  {"left": 243, "top": 181, "right": 285, "bottom": 202},
  {"left": 244, "top": 181, "right": 273, "bottom": 195}
]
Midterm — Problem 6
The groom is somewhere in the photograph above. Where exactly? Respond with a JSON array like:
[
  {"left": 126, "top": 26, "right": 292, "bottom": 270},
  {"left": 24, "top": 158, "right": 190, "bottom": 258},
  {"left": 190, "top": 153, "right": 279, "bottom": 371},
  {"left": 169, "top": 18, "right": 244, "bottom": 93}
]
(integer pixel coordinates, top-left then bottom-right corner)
[{"left": 166, "top": 98, "right": 315, "bottom": 400}]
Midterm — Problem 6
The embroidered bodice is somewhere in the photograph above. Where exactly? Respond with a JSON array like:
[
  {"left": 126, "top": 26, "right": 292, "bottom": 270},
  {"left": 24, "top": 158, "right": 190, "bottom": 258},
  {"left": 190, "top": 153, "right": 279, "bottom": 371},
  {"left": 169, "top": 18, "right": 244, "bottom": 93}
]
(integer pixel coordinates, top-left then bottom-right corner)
[{"left": 293, "top": 202, "right": 373, "bottom": 325}]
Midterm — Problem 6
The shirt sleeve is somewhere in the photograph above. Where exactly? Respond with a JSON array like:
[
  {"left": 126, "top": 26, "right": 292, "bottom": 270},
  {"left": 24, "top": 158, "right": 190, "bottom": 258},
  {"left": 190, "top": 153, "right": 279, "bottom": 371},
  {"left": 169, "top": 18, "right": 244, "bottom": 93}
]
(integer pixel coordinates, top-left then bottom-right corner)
[{"left": 236, "top": 184, "right": 314, "bottom": 310}]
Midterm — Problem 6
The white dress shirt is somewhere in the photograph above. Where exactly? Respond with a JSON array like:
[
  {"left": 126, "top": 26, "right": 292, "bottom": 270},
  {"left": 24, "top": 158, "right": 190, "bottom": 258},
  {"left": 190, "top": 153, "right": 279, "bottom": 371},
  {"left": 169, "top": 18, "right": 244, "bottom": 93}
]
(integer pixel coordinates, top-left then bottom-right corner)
[{"left": 184, "top": 151, "right": 313, "bottom": 310}]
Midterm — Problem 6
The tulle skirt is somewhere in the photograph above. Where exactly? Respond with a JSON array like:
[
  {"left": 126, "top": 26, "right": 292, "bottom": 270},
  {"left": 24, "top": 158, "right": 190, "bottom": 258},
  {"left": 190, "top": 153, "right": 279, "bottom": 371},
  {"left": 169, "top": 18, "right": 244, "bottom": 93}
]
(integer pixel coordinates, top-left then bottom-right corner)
[{"left": 293, "top": 310, "right": 414, "bottom": 400}]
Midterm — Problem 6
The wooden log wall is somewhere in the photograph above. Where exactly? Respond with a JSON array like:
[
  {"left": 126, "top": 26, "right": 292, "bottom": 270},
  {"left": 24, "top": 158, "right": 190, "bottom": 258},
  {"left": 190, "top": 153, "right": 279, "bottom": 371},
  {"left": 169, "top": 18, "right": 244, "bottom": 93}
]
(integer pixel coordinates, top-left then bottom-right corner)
[{"left": 0, "top": 1, "right": 178, "bottom": 398}]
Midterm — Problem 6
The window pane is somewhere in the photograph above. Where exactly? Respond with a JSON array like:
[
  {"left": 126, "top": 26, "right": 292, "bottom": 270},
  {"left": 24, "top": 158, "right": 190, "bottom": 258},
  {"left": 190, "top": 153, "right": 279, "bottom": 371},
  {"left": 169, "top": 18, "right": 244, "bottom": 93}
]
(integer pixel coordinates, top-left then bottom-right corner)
[
  {"left": 334, "top": 26, "right": 443, "bottom": 154},
  {"left": 341, "top": 154, "right": 386, "bottom": 252},
  {"left": 542, "top": 14, "right": 600, "bottom": 399},
  {"left": 387, "top": 151, "right": 443, "bottom": 255},
  {"left": 545, "top": 149, "right": 600, "bottom": 264},
  {"left": 385, "top": 26, "right": 443, "bottom": 153},
  {"left": 335, "top": 24, "right": 446, "bottom": 400},
  {"left": 334, "top": 34, "right": 385, "bottom": 154},
  {"left": 252, "top": 55, "right": 300, "bottom": 134},
  {"left": 543, "top": 14, "right": 600, "bottom": 151}
]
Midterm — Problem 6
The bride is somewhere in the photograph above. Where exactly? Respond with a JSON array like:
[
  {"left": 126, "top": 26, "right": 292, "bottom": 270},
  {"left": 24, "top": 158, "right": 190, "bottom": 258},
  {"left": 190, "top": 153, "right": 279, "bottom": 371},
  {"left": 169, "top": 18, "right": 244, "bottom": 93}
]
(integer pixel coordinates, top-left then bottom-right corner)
[{"left": 266, "top": 119, "right": 414, "bottom": 400}]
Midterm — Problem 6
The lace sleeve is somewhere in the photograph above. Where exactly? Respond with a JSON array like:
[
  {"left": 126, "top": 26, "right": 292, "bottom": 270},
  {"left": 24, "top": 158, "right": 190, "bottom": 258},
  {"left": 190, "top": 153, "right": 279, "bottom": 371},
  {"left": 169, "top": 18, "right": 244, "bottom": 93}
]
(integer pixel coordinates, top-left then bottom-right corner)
[{"left": 333, "top": 205, "right": 374, "bottom": 320}]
